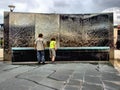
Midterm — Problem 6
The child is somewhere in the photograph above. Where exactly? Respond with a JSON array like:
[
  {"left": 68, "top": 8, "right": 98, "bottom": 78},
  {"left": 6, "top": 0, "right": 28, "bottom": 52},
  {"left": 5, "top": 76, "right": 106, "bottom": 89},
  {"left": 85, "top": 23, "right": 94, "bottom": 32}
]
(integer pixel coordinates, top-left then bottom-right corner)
[
  {"left": 49, "top": 38, "right": 57, "bottom": 63},
  {"left": 34, "top": 33, "right": 46, "bottom": 64}
]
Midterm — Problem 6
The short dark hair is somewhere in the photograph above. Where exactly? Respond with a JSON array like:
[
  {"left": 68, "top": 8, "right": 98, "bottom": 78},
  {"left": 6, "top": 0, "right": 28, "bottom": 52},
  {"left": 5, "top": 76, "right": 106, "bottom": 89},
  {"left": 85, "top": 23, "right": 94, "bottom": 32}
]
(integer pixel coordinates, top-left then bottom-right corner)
[
  {"left": 38, "top": 33, "right": 43, "bottom": 37},
  {"left": 51, "top": 37, "right": 55, "bottom": 41}
]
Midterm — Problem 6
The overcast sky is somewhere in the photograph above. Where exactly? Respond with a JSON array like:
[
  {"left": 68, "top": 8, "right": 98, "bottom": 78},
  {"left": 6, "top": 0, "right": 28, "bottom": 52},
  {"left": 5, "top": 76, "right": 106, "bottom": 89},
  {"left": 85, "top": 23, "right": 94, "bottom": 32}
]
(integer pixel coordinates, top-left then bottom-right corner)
[{"left": 0, "top": 0, "right": 120, "bottom": 24}]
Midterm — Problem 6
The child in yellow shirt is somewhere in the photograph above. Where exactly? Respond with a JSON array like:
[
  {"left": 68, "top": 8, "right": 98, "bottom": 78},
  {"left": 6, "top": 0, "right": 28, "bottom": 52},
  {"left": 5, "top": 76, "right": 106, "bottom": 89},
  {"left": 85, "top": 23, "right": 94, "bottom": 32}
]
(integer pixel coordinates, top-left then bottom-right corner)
[{"left": 49, "top": 38, "right": 57, "bottom": 63}]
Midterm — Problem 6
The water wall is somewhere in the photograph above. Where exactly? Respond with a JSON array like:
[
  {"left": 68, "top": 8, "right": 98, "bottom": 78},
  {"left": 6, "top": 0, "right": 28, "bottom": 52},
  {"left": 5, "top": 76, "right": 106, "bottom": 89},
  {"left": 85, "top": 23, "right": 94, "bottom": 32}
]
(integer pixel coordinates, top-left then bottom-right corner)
[{"left": 4, "top": 12, "right": 113, "bottom": 61}]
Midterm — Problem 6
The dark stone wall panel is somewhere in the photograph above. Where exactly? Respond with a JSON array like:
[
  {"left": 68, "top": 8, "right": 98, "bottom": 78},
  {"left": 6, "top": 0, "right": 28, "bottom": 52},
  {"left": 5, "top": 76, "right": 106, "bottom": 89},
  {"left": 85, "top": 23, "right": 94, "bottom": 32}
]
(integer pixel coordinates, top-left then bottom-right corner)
[
  {"left": 60, "top": 14, "right": 83, "bottom": 47},
  {"left": 35, "top": 14, "right": 59, "bottom": 47},
  {"left": 9, "top": 26, "right": 35, "bottom": 47},
  {"left": 9, "top": 13, "right": 35, "bottom": 47},
  {"left": 60, "top": 13, "right": 113, "bottom": 47}
]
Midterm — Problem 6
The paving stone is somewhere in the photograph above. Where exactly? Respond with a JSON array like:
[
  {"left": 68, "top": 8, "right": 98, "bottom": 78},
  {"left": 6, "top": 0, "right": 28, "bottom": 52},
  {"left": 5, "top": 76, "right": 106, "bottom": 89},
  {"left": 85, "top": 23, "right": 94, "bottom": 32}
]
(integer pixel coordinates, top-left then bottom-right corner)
[
  {"left": 101, "top": 72, "right": 120, "bottom": 81},
  {"left": 48, "top": 69, "right": 74, "bottom": 81},
  {"left": 30, "top": 85, "right": 54, "bottom": 90},
  {"left": 71, "top": 73, "right": 84, "bottom": 80},
  {"left": 103, "top": 81, "right": 120, "bottom": 90},
  {"left": 0, "top": 66, "right": 36, "bottom": 83},
  {"left": 20, "top": 67, "right": 54, "bottom": 78},
  {"left": 0, "top": 65, "right": 20, "bottom": 73},
  {"left": 100, "top": 64, "right": 118, "bottom": 73},
  {"left": 82, "top": 82, "right": 103, "bottom": 90},
  {"left": 16, "top": 75, "right": 44, "bottom": 83},
  {"left": 0, "top": 78, "right": 36, "bottom": 90},
  {"left": 85, "top": 70, "right": 101, "bottom": 77},
  {"left": 0, "top": 85, "right": 28, "bottom": 90},
  {"left": 64, "top": 85, "right": 80, "bottom": 90},
  {"left": 85, "top": 76, "right": 102, "bottom": 85},
  {"left": 0, "top": 62, "right": 120, "bottom": 90},
  {"left": 49, "top": 74, "right": 70, "bottom": 81},
  {"left": 67, "top": 79, "right": 81, "bottom": 86},
  {"left": 39, "top": 78, "right": 64, "bottom": 90}
]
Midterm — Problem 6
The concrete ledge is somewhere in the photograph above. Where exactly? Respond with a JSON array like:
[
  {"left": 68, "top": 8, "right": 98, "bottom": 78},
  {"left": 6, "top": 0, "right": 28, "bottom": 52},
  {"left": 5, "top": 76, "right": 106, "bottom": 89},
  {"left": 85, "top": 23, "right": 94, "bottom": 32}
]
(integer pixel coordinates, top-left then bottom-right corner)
[
  {"left": 114, "top": 50, "right": 120, "bottom": 59},
  {"left": 12, "top": 47, "right": 110, "bottom": 62},
  {"left": 0, "top": 57, "right": 3, "bottom": 61},
  {"left": 0, "top": 48, "right": 3, "bottom": 61}
]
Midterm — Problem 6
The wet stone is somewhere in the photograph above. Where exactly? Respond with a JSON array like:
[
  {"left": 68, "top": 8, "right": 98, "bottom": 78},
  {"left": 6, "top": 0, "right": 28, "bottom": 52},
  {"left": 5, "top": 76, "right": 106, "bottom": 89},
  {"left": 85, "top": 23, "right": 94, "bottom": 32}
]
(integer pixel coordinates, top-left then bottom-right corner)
[
  {"left": 101, "top": 73, "right": 120, "bottom": 81},
  {"left": 100, "top": 65, "right": 118, "bottom": 73},
  {"left": 71, "top": 73, "right": 84, "bottom": 80},
  {"left": 0, "top": 78, "right": 36, "bottom": 90},
  {"left": 39, "top": 78, "right": 64, "bottom": 90},
  {"left": 82, "top": 82, "right": 103, "bottom": 90},
  {"left": 84, "top": 75, "right": 102, "bottom": 85},
  {"left": 30, "top": 85, "right": 55, "bottom": 90},
  {"left": 103, "top": 81, "right": 120, "bottom": 90},
  {"left": 85, "top": 69, "right": 101, "bottom": 77},
  {"left": 64, "top": 85, "right": 80, "bottom": 90},
  {"left": 48, "top": 69, "right": 73, "bottom": 81},
  {"left": 68, "top": 79, "right": 81, "bottom": 86},
  {"left": 0, "top": 62, "right": 120, "bottom": 90}
]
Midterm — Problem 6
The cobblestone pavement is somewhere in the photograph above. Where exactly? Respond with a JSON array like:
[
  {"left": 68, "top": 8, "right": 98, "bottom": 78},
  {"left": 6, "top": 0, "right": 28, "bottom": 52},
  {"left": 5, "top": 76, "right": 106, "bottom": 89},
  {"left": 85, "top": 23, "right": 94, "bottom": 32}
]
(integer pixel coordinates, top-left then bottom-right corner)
[{"left": 0, "top": 61, "right": 120, "bottom": 90}]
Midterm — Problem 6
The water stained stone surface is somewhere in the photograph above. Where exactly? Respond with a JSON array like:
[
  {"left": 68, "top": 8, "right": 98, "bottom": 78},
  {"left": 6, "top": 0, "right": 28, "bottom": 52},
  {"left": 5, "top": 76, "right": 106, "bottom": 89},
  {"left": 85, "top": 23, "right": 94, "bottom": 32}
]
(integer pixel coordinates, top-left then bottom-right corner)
[{"left": 4, "top": 12, "right": 113, "bottom": 61}]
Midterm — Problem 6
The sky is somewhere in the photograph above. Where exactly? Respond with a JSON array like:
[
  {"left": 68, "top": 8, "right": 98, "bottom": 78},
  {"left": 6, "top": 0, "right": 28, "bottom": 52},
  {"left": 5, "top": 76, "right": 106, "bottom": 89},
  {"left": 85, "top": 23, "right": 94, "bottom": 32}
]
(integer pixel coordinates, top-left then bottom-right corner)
[{"left": 0, "top": 0, "right": 120, "bottom": 25}]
